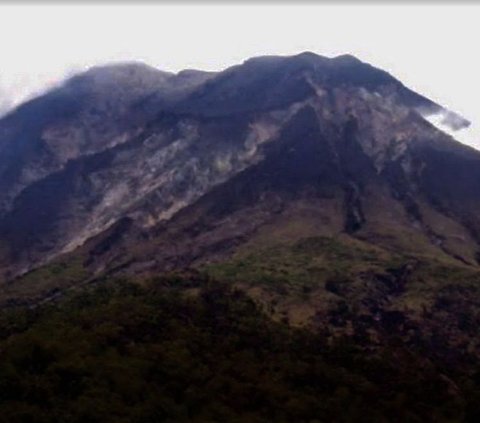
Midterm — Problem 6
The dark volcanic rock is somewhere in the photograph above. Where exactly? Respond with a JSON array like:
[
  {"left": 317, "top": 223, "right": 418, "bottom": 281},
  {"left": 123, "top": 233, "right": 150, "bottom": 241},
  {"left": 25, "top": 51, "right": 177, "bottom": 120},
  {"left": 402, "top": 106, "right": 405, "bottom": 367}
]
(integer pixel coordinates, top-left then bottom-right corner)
[{"left": 0, "top": 52, "right": 479, "bottom": 280}]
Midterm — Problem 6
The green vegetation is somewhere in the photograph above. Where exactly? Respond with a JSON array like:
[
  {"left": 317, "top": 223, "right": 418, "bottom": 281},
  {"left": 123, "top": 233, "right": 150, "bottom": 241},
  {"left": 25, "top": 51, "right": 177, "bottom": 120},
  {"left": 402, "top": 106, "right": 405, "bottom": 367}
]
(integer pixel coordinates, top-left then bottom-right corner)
[
  {"left": 205, "top": 236, "right": 480, "bottom": 322},
  {"left": 205, "top": 236, "right": 391, "bottom": 291},
  {"left": 0, "top": 275, "right": 478, "bottom": 423},
  {"left": 1, "top": 236, "right": 480, "bottom": 421},
  {"left": 0, "top": 256, "right": 89, "bottom": 306}
]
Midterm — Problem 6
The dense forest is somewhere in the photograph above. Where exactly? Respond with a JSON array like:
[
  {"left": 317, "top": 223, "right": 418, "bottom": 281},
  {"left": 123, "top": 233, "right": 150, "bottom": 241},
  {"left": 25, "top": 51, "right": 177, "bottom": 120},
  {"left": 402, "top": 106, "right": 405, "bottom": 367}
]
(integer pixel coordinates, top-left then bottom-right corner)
[{"left": 0, "top": 273, "right": 480, "bottom": 423}]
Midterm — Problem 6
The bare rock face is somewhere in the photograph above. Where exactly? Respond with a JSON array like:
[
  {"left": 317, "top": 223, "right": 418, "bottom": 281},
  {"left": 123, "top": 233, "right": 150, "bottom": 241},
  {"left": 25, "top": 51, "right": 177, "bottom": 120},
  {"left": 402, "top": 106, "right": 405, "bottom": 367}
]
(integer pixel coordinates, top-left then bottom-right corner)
[{"left": 0, "top": 52, "right": 479, "bottom": 280}]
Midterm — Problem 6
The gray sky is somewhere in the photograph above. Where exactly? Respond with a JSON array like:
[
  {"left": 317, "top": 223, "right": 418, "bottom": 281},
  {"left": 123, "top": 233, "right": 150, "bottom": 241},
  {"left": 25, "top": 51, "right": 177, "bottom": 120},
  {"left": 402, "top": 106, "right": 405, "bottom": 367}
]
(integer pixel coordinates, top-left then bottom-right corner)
[{"left": 0, "top": 4, "right": 479, "bottom": 148}]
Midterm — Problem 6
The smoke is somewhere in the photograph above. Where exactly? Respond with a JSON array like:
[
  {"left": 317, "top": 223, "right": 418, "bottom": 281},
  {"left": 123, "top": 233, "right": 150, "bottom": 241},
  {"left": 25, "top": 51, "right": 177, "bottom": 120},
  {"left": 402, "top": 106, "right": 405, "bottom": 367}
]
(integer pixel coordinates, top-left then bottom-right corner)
[
  {"left": 0, "top": 77, "right": 51, "bottom": 117},
  {"left": 0, "top": 62, "right": 479, "bottom": 153},
  {"left": 423, "top": 110, "right": 480, "bottom": 151},
  {"left": 0, "top": 92, "right": 14, "bottom": 117},
  {"left": 0, "top": 66, "right": 83, "bottom": 118}
]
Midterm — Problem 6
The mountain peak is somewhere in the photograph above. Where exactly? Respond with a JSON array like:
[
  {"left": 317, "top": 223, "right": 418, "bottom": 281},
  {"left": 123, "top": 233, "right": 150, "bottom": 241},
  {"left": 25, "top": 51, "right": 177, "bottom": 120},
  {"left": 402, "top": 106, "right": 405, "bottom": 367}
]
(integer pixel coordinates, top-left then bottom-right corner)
[
  {"left": 292, "top": 51, "right": 327, "bottom": 61},
  {"left": 332, "top": 53, "right": 363, "bottom": 64},
  {"left": 69, "top": 61, "right": 173, "bottom": 89},
  {"left": 293, "top": 51, "right": 362, "bottom": 65},
  {"left": 0, "top": 51, "right": 477, "bottom": 282}
]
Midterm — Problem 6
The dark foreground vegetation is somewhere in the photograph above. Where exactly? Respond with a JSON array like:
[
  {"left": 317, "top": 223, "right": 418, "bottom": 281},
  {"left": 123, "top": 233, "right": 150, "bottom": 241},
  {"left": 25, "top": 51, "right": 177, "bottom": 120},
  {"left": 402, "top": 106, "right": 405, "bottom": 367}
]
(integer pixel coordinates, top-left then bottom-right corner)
[{"left": 0, "top": 275, "right": 480, "bottom": 423}]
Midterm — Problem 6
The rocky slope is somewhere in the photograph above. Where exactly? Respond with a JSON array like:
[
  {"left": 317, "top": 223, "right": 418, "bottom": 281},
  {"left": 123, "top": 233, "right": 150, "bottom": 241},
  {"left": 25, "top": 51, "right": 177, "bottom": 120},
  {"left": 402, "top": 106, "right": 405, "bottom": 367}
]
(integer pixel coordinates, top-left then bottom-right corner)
[
  {"left": 2, "top": 52, "right": 480, "bottom": 422},
  {"left": 0, "top": 51, "right": 478, "bottom": 286}
]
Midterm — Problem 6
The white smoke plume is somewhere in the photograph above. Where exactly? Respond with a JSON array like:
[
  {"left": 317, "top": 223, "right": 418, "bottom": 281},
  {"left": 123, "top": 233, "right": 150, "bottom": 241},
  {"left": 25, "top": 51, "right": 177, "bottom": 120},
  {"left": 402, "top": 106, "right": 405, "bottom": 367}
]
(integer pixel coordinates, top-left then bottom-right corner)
[
  {"left": 423, "top": 110, "right": 480, "bottom": 151},
  {"left": 0, "top": 68, "right": 83, "bottom": 118}
]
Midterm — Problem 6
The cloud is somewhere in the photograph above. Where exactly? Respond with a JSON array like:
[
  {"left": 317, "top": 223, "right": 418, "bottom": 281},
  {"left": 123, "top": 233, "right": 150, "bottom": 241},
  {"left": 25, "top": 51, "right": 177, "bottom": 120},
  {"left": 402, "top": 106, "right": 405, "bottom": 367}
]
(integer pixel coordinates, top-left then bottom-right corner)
[
  {"left": 0, "top": 91, "right": 14, "bottom": 116},
  {"left": 0, "top": 68, "right": 80, "bottom": 118},
  {"left": 423, "top": 111, "right": 480, "bottom": 151},
  {"left": 0, "top": 4, "right": 478, "bottom": 151}
]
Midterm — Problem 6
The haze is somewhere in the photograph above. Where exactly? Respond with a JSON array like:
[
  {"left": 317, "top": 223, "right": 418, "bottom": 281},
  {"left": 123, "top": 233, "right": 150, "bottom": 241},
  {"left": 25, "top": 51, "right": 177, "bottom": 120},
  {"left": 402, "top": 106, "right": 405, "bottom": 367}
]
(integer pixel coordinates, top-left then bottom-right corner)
[{"left": 0, "top": 3, "right": 478, "bottom": 148}]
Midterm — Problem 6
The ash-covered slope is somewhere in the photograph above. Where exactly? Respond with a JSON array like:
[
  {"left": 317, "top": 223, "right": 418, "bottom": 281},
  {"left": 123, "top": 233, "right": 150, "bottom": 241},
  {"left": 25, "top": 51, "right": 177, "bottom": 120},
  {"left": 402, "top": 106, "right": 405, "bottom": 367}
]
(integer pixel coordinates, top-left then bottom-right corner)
[{"left": 0, "top": 52, "right": 478, "bottom": 281}]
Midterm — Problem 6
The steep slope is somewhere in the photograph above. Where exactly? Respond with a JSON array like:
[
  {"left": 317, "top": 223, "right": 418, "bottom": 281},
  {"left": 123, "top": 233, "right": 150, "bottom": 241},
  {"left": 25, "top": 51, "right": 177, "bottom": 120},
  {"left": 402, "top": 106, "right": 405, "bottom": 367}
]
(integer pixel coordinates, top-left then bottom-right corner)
[
  {"left": 0, "top": 51, "right": 478, "bottom": 284},
  {"left": 2, "top": 52, "right": 480, "bottom": 423},
  {"left": 173, "top": 52, "right": 439, "bottom": 117},
  {"left": 79, "top": 102, "right": 480, "bottom": 277},
  {"left": 0, "top": 62, "right": 215, "bottom": 215}
]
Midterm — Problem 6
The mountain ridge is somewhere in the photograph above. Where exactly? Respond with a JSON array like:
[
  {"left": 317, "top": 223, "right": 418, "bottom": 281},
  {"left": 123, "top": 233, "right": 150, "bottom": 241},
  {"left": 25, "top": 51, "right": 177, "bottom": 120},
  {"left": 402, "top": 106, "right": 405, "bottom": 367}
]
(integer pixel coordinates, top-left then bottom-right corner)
[
  {"left": 0, "top": 51, "right": 478, "bottom": 286},
  {"left": 2, "top": 52, "right": 480, "bottom": 423}
]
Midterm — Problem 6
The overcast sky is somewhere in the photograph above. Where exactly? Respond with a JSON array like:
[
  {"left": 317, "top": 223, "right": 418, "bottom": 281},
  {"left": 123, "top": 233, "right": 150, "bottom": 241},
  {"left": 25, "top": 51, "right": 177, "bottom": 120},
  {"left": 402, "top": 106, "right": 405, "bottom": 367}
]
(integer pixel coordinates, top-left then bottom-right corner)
[{"left": 0, "top": 3, "right": 478, "bottom": 148}]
